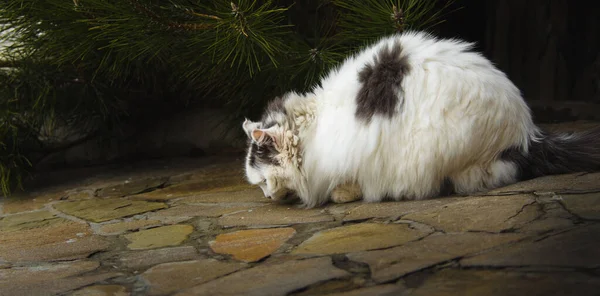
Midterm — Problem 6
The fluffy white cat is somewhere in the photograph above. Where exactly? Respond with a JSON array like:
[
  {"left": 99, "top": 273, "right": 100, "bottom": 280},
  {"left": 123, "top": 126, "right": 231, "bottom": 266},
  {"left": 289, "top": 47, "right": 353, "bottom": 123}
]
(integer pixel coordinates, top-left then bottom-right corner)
[{"left": 242, "top": 31, "right": 600, "bottom": 208}]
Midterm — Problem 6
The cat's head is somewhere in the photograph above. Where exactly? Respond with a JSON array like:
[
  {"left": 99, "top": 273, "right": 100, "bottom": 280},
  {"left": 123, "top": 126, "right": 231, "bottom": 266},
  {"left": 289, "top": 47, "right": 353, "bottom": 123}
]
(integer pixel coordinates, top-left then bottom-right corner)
[{"left": 242, "top": 98, "right": 304, "bottom": 202}]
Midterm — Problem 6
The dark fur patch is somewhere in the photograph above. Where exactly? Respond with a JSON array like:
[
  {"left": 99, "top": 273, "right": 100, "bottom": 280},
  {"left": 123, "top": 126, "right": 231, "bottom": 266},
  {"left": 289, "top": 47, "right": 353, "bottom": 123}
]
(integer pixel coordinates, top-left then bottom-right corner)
[
  {"left": 355, "top": 41, "right": 410, "bottom": 121},
  {"left": 248, "top": 140, "right": 279, "bottom": 168},
  {"left": 439, "top": 177, "right": 455, "bottom": 196},
  {"left": 501, "top": 127, "right": 600, "bottom": 181}
]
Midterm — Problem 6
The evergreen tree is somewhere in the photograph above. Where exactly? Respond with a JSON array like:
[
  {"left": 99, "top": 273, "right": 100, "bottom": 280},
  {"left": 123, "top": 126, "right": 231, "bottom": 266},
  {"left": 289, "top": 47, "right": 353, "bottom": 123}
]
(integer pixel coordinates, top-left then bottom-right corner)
[{"left": 0, "top": 0, "right": 456, "bottom": 196}]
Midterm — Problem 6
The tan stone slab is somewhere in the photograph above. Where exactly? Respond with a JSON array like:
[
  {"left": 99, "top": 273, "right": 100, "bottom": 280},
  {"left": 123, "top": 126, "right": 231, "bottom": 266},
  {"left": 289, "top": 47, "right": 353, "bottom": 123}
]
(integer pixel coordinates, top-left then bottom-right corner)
[
  {"left": 118, "top": 246, "right": 198, "bottom": 269},
  {"left": 96, "top": 219, "right": 162, "bottom": 235},
  {"left": 64, "top": 189, "right": 96, "bottom": 200},
  {"left": 323, "top": 284, "right": 404, "bottom": 296},
  {"left": 488, "top": 173, "right": 600, "bottom": 195},
  {"left": 290, "top": 279, "right": 365, "bottom": 296},
  {"left": 518, "top": 217, "right": 575, "bottom": 234},
  {"left": 175, "top": 188, "right": 268, "bottom": 204},
  {"left": 0, "top": 217, "right": 110, "bottom": 263},
  {"left": 1, "top": 187, "right": 95, "bottom": 214},
  {"left": 54, "top": 199, "right": 167, "bottom": 222},
  {"left": 210, "top": 228, "right": 296, "bottom": 262},
  {"left": 293, "top": 223, "right": 430, "bottom": 255},
  {"left": 141, "top": 259, "right": 246, "bottom": 295},
  {"left": 124, "top": 224, "right": 194, "bottom": 250},
  {"left": 131, "top": 174, "right": 253, "bottom": 201},
  {"left": 71, "top": 285, "right": 129, "bottom": 296},
  {"left": 0, "top": 211, "right": 63, "bottom": 232},
  {"left": 347, "top": 232, "right": 523, "bottom": 283},
  {"left": 2, "top": 272, "right": 122, "bottom": 296},
  {"left": 561, "top": 192, "right": 600, "bottom": 219},
  {"left": 461, "top": 224, "right": 600, "bottom": 268},
  {"left": 0, "top": 260, "right": 99, "bottom": 284},
  {"left": 148, "top": 204, "right": 264, "bottom": 224},
  {"left": 218, "top": 204, "right": 334, "bottom": 227},
  {"left": 1, "top": 191, "right": 66, "bottom": 214},
  {"left": 341, "top": 198, "right": 461, "bottom": 222},
  {"left": 405, "top": 269, "right": 600, "bottom": 296},
  {"left": 175, "top": 257, "right": 349, "bottom": 296},
  {"left": 402, "top": 195, "right": 541, "bottom": 233},
  {"left": 1, "top": 235, "right": 110, "bottom": 263},
  {"left": 96, "top": 176, "right": 169, "bottom": 197},
  {"left": 0, "top": 260, "right": 121, "bottom": 296}
]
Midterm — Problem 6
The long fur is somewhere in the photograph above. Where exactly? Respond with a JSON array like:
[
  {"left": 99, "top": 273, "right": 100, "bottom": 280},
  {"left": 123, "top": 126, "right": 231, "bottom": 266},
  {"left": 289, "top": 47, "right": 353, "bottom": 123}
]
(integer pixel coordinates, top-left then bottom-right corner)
[{"left": 242, "top": 31, "right": 600, "bottom": 207}]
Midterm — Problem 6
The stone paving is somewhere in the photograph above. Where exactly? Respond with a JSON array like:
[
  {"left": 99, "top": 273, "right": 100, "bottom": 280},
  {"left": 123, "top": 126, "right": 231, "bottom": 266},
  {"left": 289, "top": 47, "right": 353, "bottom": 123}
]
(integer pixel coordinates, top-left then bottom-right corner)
[{"left": 1, "top": 131, "right": 600, "bottom": 295}]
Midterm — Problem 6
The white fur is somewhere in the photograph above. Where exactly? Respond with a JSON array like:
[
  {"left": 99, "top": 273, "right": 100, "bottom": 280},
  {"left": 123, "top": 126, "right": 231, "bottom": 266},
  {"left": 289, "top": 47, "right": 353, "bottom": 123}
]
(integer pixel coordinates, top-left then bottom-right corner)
[{"left": 243, "top": 31, "right": 540, "bottom": 207}]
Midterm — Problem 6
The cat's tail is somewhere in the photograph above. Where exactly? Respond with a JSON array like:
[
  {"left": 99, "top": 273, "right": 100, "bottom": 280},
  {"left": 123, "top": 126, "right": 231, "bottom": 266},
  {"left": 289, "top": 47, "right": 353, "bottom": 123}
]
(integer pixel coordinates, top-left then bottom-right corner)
[{"left": 504, "top": 126, "right": 600, "bottom": 180}]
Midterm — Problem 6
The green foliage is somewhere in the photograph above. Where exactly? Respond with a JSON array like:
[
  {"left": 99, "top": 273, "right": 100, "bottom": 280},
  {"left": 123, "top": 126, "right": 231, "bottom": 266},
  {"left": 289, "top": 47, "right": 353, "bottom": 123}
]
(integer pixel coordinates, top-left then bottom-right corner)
[
  {"left": 334, "top": 0, "right": 458, "bottom": 48},
  {"left": 0, "top": 0, "right": 456, "bottom": 196}
]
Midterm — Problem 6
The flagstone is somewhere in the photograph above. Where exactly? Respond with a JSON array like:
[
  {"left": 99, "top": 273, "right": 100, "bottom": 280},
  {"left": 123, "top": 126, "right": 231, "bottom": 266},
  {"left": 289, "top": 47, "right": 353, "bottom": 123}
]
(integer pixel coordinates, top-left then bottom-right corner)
[
  {"left": 210, "top": 227, "right": 296, "bottom": 262},
  {"left": 54, "top": 199, "right": 167, "bottom": 222},
  {"left": 124, "top": 224, "right": 194, "bottom": 250}
]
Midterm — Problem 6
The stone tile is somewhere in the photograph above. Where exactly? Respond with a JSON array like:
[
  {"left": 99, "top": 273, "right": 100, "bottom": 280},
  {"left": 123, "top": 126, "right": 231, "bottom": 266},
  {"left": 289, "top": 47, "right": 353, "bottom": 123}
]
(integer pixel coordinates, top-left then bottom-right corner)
[
  {"left": 175, "top": 257, "right": 350, "bottom": 296},
  {"left": 131, "top": 173, "right": 253, "bottom": 201},
  {"left": 96, "top": 176, "right": 169, "bottom": 197},
  {"left": 9, "top": 273, "right": 122, "bottom": 296},
  {"left": 402, "top": 195, "right": 541, "bottom": 232},
  {"left": 347, "top": 232, "right": 523, "bottom": 283},
  {"left": 210, "top": 228, "right": 296, "bottom": 262},
  {"left": 141, "top": 259, "right": 246, "bottom": 295},
  {"left": 0, "top": 215, "right": 110, "bottom": 263},
  {"left": 71, "top": 285, "right": 129, "bottom": 296},
  {"left": 96, "top": 219, "right": 162, "bottom": 235},
  {"left": 64, "top": 189, "right": 96, "bottom": 200},
  {"left": 1, "top": 189, "right": 94, "bottom": 215},
  {"left": 124, "top": 225, "right": 194, "bottom": 250},
  {"left": 488, "top": 173, "right": 600, "bottom": 195},
  {"left": 1, "top": 191, "right": 66, "bottom": 214},
  {"left": 518, "top": 217, "right": 575, "bottom": 234},
  {"left": 560, "top": 192, "right": 600, "bottom": 220},
  {"left": 404, "top": 269, "right": 600, "bottom": 296},
  {"left": 324, "top": 284, "right": 404, "bottom": 296},
  {"left": 118, "top": 246, "right": 198, "bottom": 269},
  {"left": 290, "top": 279, "right": 366, "bottom": 296},
  {"left": 54, "top": 199, "right": 167, "bottom": 223},
  {"left": 461, "top": 224, "right": 600, "bottom": 268},
  {"left": 174, "top": 188, "right": 268, "bottom": 204},
  {"left": 0, "top": 260, "right": 99, "bottom": 284},
  {"left": 218, "top": 204, "right": 334, "bottom": 227},
  {"left": 341, "top": 198, "right": 461, "bottom": 222},
  {"left": 0, "top": 260, "right": 122, "bottom": 296},
  {"left": 293, "top": 223, "right": 430, "bottom": 255},
  {"left": 0, "top": 211, "right": 63, "bottom": 232},
  {"left": 148, "top": 204, "right": 263, "bottom": 224}
]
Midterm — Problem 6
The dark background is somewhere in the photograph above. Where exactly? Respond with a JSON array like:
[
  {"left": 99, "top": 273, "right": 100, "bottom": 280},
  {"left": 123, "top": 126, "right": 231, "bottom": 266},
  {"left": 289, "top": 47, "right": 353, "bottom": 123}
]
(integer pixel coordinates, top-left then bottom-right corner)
[{"left": 438, "top": 0, "right": 600, "bottom": 122}]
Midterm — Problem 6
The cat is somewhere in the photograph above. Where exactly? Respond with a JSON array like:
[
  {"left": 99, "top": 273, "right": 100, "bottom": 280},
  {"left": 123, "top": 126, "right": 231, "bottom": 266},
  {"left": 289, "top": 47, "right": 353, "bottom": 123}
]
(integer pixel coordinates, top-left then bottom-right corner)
[{"left": 242, "top": 31, "right": 600, "bottom": 208}]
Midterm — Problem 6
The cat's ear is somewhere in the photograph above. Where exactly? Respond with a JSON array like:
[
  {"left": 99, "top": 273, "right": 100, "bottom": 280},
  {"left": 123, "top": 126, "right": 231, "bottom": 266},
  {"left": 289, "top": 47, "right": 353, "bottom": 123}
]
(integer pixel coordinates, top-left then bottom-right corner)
[
  {"left": 251, "top": 126, "right": 279, "bottom": 146},
  {"left": 242, "top": 119, "right": 261, "bottom": 138}
]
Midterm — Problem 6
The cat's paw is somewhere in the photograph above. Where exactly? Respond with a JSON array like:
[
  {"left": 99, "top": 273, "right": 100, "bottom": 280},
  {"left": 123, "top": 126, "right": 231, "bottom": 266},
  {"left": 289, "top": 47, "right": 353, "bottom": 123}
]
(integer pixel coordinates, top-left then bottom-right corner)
[{"left": 330, "top": 183, "right": 362, "bottom": 203}]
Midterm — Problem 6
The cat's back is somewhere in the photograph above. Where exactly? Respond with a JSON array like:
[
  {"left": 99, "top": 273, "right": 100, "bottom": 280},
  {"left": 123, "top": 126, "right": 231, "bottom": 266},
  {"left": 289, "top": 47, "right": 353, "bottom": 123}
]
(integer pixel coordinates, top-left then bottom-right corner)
[{"left": 316, "top": 31, "right": 505, "bottom": 109}]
